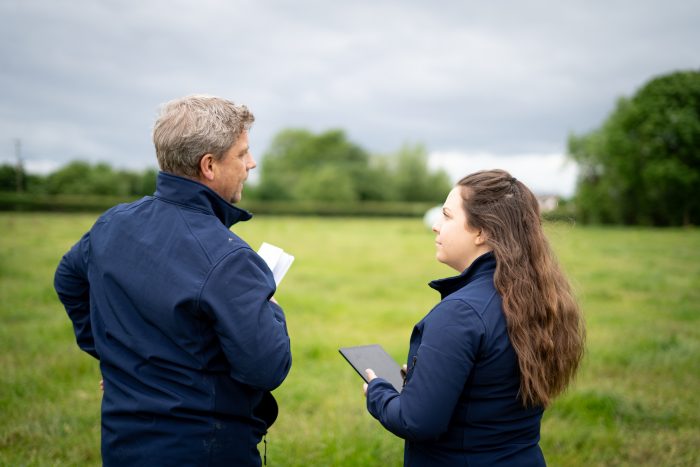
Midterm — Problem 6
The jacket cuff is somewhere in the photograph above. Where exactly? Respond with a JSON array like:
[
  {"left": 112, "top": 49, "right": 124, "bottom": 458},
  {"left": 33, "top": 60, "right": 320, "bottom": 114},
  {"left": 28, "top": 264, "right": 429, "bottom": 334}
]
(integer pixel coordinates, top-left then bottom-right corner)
[{"left": 366, "top": 378, "right": 398, "bottom": 418}]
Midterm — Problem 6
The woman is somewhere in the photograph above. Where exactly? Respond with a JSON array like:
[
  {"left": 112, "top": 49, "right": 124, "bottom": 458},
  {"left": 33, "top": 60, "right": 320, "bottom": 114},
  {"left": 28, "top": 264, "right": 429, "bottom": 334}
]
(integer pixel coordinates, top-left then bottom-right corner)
[{"left": 363, "top": 169, "right": 585, "bottom": 466}]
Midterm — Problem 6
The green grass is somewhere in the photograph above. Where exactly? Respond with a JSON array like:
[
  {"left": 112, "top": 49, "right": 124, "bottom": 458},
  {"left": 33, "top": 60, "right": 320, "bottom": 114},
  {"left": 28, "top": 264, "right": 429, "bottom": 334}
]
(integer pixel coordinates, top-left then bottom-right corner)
[{"left": 1, "top": 213, "right": 698, "bottom": 466}]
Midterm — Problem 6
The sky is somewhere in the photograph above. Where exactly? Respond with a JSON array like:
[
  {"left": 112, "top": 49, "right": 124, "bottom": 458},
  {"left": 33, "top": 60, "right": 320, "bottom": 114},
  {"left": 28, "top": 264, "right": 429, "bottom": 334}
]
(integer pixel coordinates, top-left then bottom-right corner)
[{"left": 1, "top": 0, "right": 698, "bottom": 196}]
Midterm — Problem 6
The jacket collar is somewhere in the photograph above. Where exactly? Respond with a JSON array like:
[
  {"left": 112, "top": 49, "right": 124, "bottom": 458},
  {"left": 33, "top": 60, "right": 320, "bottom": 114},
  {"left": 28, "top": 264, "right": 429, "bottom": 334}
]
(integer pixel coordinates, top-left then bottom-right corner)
[
  {"left": 429, "top": 251, "right": 496, "bottom": 299},
  {"left": 154, "top": 171, "right": 252, "bottom": 228}
]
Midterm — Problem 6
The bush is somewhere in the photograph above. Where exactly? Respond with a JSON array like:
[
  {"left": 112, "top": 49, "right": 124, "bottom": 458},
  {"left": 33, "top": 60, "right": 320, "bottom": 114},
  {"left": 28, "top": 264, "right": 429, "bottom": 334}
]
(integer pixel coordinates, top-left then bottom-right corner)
[
  {"left": 0, "top": 192, "right": 435, "bottom": 217},
  {"left": 0, "top": 193, "right": 141, "bottom": 213}
]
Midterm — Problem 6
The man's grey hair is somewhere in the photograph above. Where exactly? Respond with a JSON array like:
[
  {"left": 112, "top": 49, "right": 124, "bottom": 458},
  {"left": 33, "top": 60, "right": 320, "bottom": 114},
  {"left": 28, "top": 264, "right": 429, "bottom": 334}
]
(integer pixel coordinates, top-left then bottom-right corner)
[{"left": 153, "top": 95, "right": 255, "bottom": 177}]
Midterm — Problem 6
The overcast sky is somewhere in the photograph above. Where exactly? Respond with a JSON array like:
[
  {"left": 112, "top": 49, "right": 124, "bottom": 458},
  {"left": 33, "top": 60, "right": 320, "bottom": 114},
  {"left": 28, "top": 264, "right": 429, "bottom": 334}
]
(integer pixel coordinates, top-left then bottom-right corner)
[{"left": 1, "top": 0, "right": 698, "bottom": 195}]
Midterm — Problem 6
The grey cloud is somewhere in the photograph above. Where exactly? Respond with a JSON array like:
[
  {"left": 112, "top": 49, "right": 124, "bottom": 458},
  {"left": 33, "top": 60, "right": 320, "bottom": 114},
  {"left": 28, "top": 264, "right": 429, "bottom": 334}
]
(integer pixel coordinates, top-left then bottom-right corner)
[{"left": 0, "top": 0, "right": 698, "bottom": 180}]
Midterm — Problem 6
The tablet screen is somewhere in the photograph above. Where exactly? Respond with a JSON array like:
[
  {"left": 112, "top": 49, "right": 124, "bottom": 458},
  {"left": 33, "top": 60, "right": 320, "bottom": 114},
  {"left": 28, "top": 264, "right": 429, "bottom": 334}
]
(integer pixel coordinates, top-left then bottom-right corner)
[{"left": 339, "top": 344, "right": 404, "bottom": 392}]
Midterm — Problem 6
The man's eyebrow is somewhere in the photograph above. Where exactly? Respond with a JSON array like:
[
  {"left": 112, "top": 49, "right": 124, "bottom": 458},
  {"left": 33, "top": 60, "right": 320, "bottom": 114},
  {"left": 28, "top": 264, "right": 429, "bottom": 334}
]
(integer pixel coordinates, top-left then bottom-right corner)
[{"left": 238, "top": 146, "right": 250, "bottom": 156}]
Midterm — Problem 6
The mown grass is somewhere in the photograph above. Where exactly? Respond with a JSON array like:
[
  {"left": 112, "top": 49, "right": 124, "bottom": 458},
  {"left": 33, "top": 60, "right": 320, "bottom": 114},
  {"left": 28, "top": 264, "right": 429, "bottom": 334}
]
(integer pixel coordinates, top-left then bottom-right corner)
[{"left": 1, "top": 213, "right": 698, "bottom": 466}]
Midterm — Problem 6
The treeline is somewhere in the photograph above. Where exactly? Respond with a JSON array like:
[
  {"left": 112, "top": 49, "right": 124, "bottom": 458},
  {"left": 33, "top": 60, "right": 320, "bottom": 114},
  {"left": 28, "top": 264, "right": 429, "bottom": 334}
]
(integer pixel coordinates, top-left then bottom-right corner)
[
  {"left": 0, "top": 129, "right": 452, "bottom": 216},
  {"left": 6, "top": 70, "right": 697, "bottom": 225},
  {"left": 0, "top": 161, "right": 157, "bottom": 197}
]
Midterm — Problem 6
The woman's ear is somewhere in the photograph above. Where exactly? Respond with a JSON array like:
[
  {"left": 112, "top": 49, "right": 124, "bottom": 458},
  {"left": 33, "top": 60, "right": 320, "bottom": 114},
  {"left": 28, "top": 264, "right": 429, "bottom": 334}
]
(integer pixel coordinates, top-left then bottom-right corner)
[
  {"left": 475, "top": 229, "right": 487, "bottom": 246},
  {"left": 199, "top": 154, "right": 216, "bottom": 181}
]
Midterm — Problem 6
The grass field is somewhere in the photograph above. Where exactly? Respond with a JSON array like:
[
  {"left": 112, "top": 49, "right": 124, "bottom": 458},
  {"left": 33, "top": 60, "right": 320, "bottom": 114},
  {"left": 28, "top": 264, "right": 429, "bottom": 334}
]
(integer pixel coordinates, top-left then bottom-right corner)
[{"left": 1, "top": 213, "right": 699, "bottom": 466}]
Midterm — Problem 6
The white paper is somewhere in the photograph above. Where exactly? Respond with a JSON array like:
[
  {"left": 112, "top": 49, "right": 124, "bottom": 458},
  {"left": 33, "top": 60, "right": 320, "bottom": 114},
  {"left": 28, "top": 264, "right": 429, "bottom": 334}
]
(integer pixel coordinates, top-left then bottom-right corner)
[{"left": 257, "top": 242, "right": 295, "bottom": 286}]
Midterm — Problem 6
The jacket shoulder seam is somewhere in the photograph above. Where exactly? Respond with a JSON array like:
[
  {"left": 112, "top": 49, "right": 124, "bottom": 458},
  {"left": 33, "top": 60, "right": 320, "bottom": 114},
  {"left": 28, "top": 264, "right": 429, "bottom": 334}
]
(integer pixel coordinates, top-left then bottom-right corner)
[
  {"left": 176, "top": 208, "right": 214, "bottom": 265},
  {"left": 195, "top": 245, "right": 252, "bottom": 312},
  {"left": 436, "top": 297, "right": 491, "bottom": 343}
]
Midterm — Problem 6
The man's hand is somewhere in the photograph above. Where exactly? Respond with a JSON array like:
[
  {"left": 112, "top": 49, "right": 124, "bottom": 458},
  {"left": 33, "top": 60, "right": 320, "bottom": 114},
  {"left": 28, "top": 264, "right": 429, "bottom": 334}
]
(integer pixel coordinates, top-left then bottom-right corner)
[
  {"left": 362, "top": 368, "right": 377, "bottom": 397},
  {"left": 99, "top": 379, "right": 104, "bottom": 391}
]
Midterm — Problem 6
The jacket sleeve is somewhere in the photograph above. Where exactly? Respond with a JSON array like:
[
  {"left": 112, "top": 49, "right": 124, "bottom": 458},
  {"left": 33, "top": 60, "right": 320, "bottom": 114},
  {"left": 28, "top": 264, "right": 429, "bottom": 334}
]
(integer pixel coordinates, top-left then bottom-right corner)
[
  {"left": 366, "top": 299, "right": 485, "bottom": 441},
  {"left": 199, "top": 247, "right": 292, "bottom": 391},
  {"left": 54, "top": 232, "right": 98, "bottom": 359}
]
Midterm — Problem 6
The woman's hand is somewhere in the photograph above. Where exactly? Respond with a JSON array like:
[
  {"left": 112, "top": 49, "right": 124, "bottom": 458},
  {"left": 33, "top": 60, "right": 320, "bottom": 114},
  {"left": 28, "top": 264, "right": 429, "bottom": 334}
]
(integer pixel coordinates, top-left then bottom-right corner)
[{"left": 362, "top": 368, "right": 377, "bottom": 397}]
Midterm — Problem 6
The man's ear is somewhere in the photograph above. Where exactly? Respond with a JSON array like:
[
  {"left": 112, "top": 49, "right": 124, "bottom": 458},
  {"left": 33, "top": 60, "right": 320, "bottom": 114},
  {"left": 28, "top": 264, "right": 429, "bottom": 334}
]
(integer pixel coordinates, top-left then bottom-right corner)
[{"left": 199, "top": 154, "right": 216, "bottom": 181}]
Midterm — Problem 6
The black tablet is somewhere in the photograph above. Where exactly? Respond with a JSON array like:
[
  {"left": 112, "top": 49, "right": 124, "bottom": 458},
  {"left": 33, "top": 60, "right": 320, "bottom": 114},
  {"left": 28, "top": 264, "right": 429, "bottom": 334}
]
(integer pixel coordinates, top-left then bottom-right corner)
[{"left": 339, "top": 344, "right": 404, "bottom": 392}]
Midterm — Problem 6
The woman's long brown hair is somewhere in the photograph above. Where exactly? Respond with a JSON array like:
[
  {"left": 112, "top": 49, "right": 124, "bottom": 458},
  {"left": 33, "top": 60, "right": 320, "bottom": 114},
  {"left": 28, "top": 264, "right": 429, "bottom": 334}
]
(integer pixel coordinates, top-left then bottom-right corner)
[{"left": 458, "top": 169, "right": 585, "bottom": 408}]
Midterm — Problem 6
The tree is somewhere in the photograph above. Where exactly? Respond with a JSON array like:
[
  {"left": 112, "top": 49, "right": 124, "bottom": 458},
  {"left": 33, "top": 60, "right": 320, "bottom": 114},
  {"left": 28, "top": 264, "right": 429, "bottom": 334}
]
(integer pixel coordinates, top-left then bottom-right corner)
[
  {"left": 256, "top": 129, "right": 452, "bottom": 203},
  {"left": 392, "top": 144, "right": 452, "bottom": 203},
  {"left": 46, "top": 161, "right": 94, "bottom": 195},
  {"left": 0, "top": 164, "right": 19, "bottom": 191},
  {"left": 295, "top": 166, "right": 358, "bottom": 202},
  {"left": 256, "top": 128, "right": 370, "bottom": 202},
  {"left": 45, "top": 161, "right": 157, "bottom": 197},
  {"left": 568, "top": 70, "right": 700, "bottom": 226}
]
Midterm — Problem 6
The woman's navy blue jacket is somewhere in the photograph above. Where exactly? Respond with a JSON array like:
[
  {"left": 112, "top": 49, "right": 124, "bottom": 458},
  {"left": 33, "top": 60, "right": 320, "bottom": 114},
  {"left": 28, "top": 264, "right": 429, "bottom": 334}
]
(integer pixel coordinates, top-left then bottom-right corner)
[
  {"left": 54, "top": 172, "right": 292, "bottom": 466},
  {"left": 366, "top": 252, "right": 545, "bottom": 466}
]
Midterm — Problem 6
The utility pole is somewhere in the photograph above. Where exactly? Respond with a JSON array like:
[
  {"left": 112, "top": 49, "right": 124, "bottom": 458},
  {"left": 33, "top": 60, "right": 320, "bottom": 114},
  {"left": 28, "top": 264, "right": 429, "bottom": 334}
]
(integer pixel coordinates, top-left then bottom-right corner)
[{"left": 15, "top": 138, "right": 23, "bottom": 193}]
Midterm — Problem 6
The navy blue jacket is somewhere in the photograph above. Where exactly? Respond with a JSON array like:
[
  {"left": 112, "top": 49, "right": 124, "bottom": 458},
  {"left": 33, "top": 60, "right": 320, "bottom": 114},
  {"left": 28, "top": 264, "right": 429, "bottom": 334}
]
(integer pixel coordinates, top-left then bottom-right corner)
[
  {"left": 54, "top": 172, "right": 292, "bottom": 466},
  {"left": 367, "top": 252, "right": 545, "bottom": 466}
]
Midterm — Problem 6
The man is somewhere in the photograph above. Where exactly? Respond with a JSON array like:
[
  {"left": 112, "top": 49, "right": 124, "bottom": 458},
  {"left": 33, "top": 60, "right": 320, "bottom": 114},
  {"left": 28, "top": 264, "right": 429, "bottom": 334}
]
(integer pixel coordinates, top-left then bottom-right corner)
[{"left": 54, "top": 95, "right": 292, "bottom": 466}]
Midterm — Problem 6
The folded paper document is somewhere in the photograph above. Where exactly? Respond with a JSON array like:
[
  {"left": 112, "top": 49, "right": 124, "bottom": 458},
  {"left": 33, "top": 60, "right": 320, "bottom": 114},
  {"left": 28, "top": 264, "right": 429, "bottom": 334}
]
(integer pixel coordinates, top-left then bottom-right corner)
[{"left": 257, "top": 242, "right": 294, "bottom": 285}]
